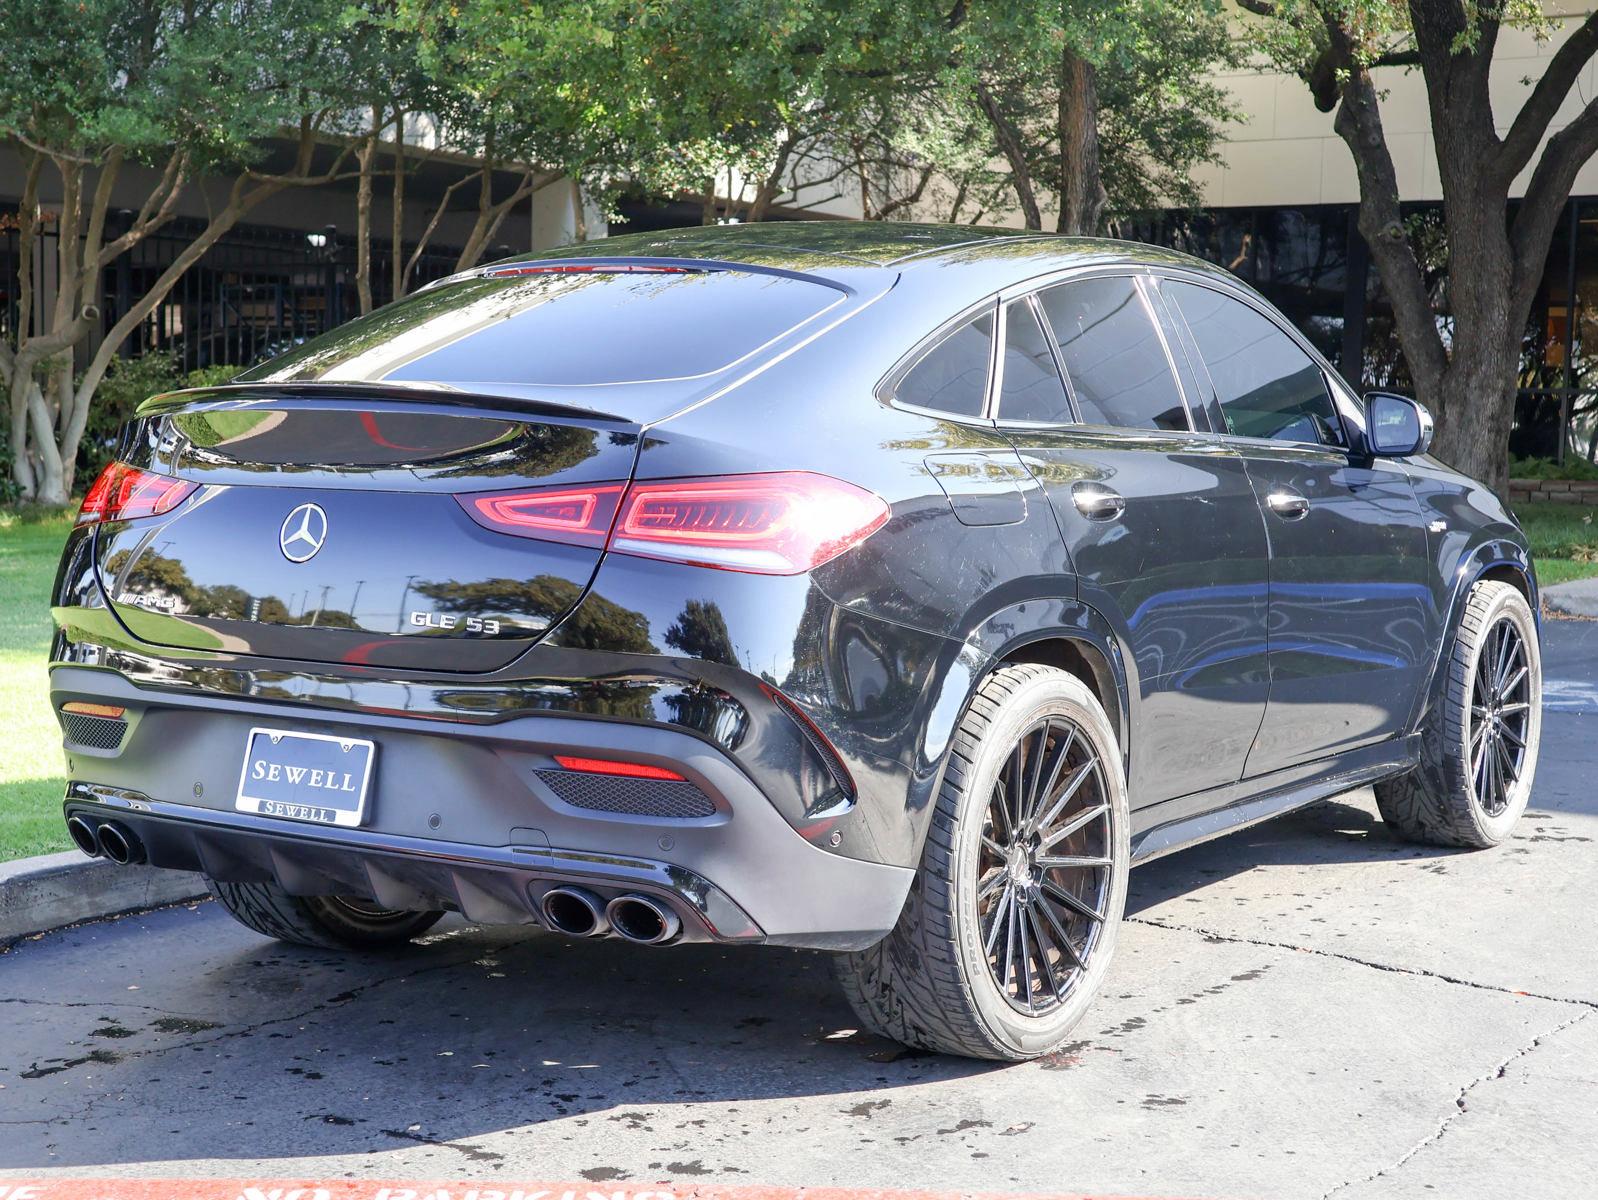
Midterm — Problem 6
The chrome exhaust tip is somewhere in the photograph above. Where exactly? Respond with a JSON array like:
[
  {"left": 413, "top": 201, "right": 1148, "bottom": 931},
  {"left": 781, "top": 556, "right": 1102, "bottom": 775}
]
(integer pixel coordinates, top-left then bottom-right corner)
[
  {"left": 605, "top": 894, "right": 682, "bottom": 946},
  {"left": 66, "top": 815, "right": 101, "bottom": 859},
  {"left": 539, "top": 886, "right": 609, "bottom": 937},
  {"left": 94, "top": 822, "right": 145, "bottom": 866}
]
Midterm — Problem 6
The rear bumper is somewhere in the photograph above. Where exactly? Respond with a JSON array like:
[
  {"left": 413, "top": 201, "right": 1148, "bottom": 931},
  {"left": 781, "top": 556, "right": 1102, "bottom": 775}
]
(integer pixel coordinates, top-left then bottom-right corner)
[{"left": 52, "top": 665, "right": 913, "bottom": 950}]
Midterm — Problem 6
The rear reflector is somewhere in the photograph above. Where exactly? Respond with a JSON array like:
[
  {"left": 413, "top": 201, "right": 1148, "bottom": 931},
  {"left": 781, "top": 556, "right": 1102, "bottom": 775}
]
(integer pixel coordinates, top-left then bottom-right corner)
[
  {"left": 61, "top": 701, "right": 127, "bottom": 719},
  {"left": 77, "top": 462, "right": 197, "bottom": 527},
  {"left": 459, "top": 472, "right": 889, "bottom": 575},
  {"left": 554, "top": 755, "right": 687, "bottom": 781}
]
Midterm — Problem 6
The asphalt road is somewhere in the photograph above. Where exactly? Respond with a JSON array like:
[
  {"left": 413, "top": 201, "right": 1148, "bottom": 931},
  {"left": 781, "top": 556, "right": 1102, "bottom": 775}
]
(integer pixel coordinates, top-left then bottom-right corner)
[{"left": 3, "top": 621, "right": 1596, "bottom": 1200}]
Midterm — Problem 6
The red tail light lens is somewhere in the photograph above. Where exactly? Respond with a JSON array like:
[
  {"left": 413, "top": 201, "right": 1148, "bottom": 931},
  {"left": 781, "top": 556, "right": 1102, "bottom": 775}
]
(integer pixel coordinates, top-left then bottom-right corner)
[
  {"left": 460, "top": 484, "right": 625, "bottom": 547},
  {"left": 611, "top": 472, "right": 890, "bottom": 574},
  {"left": 76, "top": 463, "right": 197, "bottom": 527},
  {"left": 458, "top": 472, "right": 890, "bottom": 574}
]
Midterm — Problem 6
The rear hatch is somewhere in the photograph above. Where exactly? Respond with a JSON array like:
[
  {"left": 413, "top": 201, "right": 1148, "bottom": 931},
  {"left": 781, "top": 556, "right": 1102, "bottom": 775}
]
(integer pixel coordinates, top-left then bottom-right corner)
[
  {"left": 89, "top": 260, "right": 864, "bottom": 673},
  {"left": 93, "top": 392, "right": 641, "bottom": 672}
]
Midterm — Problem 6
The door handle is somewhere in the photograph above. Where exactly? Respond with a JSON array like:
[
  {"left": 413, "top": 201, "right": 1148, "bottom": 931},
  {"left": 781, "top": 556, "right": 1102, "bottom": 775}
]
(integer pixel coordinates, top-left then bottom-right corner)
[
  {"left": 1072, "top": 481, "right": 1126, "bottom": 521},
  {"left": 1266, "top": 489, "right": 1310, "bottom": 520}
]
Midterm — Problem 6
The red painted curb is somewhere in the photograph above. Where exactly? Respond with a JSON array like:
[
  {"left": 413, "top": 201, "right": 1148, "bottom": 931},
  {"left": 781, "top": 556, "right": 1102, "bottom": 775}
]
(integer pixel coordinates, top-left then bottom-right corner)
[{"left": 0, "top": 1180, "right": 1210, "bottom": 1200}]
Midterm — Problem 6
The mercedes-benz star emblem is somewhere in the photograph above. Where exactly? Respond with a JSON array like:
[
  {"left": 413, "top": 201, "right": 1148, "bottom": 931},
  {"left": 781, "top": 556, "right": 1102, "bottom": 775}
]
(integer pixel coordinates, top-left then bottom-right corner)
[{"left": 279, "top": 502, "right": 328, "bottom": 563}]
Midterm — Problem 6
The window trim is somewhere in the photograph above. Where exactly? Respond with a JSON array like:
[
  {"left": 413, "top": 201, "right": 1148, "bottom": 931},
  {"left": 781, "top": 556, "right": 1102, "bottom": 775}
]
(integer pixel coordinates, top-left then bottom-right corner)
[
  {"left": 1004, "top": 269, "right": 1200, "bottom": 436},
  {"left": 991, "top": 294, "right": 1080, "bottom": 428},
  {"left": 1149, "top": 270, "right": 1354, "bottom": 454},
  {"left": 876, "top": 296, "right": 1001, "bottom": 426}
]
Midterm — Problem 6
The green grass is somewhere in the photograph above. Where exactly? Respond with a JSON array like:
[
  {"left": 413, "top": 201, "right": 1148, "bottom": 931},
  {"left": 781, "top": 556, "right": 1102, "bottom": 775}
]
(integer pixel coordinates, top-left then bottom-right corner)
[
  {"left": 0, "top": 507, "right": 73, "bottom": 859},
  {"left": 1513, "top": 500, "right": 1598, "bottom": 585}
]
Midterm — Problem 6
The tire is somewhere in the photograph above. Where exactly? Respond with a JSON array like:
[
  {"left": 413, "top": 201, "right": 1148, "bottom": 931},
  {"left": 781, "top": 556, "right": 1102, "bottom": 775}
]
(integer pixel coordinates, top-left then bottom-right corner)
[
  {"left": 207, "top": 878, "right": 445, "bottom": 950},
  {"left": 1374, "top": 579, "right": 1541, "bottom": 848},
  {"left": 834, "top": 664, "right": 1130, "bottom": 1061}
]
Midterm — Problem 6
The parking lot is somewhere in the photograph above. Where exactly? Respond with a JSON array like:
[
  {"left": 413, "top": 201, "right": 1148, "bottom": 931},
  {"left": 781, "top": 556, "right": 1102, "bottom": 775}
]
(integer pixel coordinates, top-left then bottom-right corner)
[{"left": 2, "top": 620, "right": 1594, "bottom": 1200}]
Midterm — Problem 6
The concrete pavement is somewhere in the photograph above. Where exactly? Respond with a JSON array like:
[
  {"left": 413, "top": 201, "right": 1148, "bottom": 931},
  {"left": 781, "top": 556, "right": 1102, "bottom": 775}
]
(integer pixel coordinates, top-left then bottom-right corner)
[{"left": 1, "top": 622, "right": 1594, "bottom": 1200}]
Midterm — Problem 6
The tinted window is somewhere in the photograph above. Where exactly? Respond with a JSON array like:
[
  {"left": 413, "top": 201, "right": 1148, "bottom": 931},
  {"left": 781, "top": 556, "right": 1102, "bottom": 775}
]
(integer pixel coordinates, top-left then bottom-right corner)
[
  {"left": 1168, "top": 281, "right": 1345, "bottom": 446},
  {"left": 998, "top": 300, "right": 1072, "bottom": 424},
  {"left": 894, "top": 310, "right": 995, "bottom": 417},
  {"left": 1038, "top": 277, "right": 1189, "bottom": 431},
  {"left": 241, "top": 267, "right": 842, "bottom": 389}
]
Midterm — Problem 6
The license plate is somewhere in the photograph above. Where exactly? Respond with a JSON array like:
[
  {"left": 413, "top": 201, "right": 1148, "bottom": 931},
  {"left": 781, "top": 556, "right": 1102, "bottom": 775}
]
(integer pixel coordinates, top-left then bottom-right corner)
[{"left": 235, "top": 727, "right": 375, "bottom": 828}]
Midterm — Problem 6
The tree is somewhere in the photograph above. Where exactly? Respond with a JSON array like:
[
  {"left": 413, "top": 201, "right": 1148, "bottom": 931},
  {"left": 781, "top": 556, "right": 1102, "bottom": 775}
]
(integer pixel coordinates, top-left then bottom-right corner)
[
  {"left": 1241, "top": 1, "right": 1598, "bottom": 492},
  {"left": 0, "top": 0, "right": 362, "bottom": 503},
  {"left": 936, "top": 0, "right": 1238, "bottom": 234}
]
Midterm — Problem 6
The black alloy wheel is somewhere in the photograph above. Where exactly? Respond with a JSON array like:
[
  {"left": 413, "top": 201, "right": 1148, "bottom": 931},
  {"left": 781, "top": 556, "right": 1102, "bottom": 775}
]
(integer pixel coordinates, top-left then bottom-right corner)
[{"left": 978, "top": 717, "right": 1114, "bottom": 1015}]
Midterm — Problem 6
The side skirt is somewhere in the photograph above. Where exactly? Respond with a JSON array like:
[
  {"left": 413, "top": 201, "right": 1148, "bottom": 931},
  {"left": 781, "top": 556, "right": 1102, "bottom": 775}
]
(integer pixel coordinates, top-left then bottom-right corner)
[{"left": 1128, "top": 734, "right": 1421, "bottom": 865}]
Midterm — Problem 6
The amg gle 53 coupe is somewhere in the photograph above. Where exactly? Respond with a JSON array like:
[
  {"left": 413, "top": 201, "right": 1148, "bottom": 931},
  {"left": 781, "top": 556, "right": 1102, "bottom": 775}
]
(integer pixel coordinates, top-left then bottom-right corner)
[{"left": 52, "top": 223, "right": 1542, "bottom": 1060}]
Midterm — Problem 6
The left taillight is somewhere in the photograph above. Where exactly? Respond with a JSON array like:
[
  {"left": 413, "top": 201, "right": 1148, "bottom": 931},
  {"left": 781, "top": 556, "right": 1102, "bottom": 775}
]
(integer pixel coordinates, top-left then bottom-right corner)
[
  {"left": 457, "top": 471, "right": 890, "bottom": 575},
  {"left": 76, "top": 462, "right": 197, "bottom": 527}
]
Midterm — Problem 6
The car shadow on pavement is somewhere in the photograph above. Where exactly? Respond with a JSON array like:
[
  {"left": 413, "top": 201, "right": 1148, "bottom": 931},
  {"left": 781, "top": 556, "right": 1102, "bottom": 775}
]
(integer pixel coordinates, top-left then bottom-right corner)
[{"left": 0, "top": 902, "right": 1003, "bottom": 1170}]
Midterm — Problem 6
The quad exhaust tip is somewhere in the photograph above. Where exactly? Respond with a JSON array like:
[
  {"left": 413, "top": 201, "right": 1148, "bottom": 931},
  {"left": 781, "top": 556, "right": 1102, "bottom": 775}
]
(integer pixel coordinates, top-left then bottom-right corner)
[
  {"left": 539, "top": 886, "right": 609, "bottom": 938},
  {"left": 93, "top": 821, "right": 145, "bottom": 866},
  {"left": 66, "top": 815, "right": 101, "bottom": 859},
  {"left": 606, "top": 894, "right": 682, "bottom": 946}
]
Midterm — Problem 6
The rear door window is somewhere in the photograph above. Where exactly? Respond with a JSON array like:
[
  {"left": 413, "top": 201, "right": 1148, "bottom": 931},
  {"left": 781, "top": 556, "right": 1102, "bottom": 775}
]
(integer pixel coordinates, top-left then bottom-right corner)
[
  {"left": 1037, "top": 277, "right": 1190, "bottom": 432},
  {"left": 892, "top": 310, "right": 995, "bottom": 418},
  {"left": 997, "top": 300, "right": 1073, "bottom": 425},
  {"left": 1166, "top": 281, "right": 1346, "bottom": 447}
]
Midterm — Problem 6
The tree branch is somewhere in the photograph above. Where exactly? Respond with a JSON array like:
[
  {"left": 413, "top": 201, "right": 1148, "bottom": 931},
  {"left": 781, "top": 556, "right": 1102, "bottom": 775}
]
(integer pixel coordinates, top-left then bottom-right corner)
[
  {"left": 1497, "top": 9, "right": 1598, "bottom": 184},
  {"left": 1327, "top": 26, "right": 1448, "bottom": 398},
  {"left": 974, "top": 79, "right": 1042, "bottom": 229},
  {"left": 1511, "top": 96, "right": 1598, "bottom": 323}
]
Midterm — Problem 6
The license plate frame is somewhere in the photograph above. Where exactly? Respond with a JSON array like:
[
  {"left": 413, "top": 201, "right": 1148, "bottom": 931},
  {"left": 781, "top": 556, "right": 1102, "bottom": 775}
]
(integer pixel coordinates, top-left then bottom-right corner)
[{"left": 234, "top": 726, "right": 375, "bottom": 828}]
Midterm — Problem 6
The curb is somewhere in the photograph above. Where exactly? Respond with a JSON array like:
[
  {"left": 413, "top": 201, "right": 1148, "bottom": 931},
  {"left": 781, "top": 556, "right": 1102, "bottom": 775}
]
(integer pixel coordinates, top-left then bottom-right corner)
[
  {"left": 1542, "top": 577, "right": 1598, "bottom": 619},
  {"left": 0, "top": 850, "right": 207, "bottom": 947}
]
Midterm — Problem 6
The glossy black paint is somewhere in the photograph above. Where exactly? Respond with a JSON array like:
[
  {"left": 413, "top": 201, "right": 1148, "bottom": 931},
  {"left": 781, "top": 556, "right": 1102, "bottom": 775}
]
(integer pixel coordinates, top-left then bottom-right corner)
[{"left": 49, "top": 222, "right": 1538, "bottom": 946}]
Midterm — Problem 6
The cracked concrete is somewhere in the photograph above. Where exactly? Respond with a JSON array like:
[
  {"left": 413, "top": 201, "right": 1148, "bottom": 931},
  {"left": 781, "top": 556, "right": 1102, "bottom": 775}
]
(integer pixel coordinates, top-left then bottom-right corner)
[{"left": 1, "top": 621, "right": 1594, "bottom": 1199}]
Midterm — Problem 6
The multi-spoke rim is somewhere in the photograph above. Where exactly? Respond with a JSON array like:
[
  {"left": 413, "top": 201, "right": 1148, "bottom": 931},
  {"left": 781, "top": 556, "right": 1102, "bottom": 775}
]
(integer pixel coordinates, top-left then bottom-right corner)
[
  {"left": 1468, "top": 617, "right": 1533, "bottom": 818},
  {"left": 977, "top": 716, "right": 1113, "bottom": 1015}
]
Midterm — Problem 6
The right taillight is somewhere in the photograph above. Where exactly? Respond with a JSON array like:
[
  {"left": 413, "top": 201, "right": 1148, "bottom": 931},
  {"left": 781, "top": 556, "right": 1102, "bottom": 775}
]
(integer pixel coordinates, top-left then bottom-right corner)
[
  {"left": 76, "top": 462, "right": 197, "bottom": 527},
  {"left": 458, "top": 471, "right": 889, "bottom": 575}
]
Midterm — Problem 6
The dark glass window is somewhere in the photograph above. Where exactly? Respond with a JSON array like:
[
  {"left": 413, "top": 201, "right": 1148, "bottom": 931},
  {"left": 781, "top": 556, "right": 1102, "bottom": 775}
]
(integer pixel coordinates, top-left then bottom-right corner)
[
  {"left": 998, "top": 300, "right": 1072, "bottom": 424},
  {"left": 241, "top": 268, "right": 843, "bottom": 397},
  {"left": 1168, "top": 281, "right": 1345, "bottom": 447},
  {"left": 894, "top": 310, "right": 995, "bottom": 417},
  {"left": 1038, "top": 277, "right": 1189, "bottom": 431}
]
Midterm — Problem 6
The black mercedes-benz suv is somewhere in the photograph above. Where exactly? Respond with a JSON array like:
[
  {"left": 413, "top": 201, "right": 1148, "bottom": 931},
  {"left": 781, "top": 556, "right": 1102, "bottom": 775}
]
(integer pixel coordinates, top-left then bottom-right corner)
[{"left": 51, "top": 222, "right": 1542, "bottom": 1060}]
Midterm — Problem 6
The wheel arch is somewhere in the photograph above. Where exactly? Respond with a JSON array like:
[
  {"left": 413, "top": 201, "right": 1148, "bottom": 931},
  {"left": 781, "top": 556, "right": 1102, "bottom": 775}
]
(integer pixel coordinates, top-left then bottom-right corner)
[
  {"left": 995, "top": 635, "right": 1126, "bottom": 755},
  {"left": 1409, "top": 537, "right": 1539, "bottom": 736},
  {"left": 903, "top": 597, "right": 1136, "bottom": 870}
]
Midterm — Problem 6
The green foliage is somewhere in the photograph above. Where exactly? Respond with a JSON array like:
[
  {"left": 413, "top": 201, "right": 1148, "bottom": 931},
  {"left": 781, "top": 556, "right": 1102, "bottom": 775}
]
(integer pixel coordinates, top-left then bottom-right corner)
[
  {"left": 0, "top": 0, "right": 357, "bottom": 172},
  {"left": 1509, "top": 455, "right": 1598, "bottom": 482},
  {"left": 79, "top": 355, "right": 239, "bottom": 483}
]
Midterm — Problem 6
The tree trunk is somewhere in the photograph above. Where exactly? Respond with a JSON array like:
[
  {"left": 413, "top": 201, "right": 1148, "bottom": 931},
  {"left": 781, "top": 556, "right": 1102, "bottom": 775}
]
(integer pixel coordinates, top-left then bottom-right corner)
[
  {"left": 356, "top": 105, "right": 381, "bottom": 315},
  {"left": 1056, "top": 48, "right": 1107, "bottom": 236},
  {"left": 391, "top": 111, "right": 407, "bottom": 299}
]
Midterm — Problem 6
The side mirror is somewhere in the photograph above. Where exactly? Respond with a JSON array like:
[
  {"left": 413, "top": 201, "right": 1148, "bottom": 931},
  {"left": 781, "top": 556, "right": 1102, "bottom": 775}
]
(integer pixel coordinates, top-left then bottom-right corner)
[{"left": 1364, "top": 391, "right": 1433, "bottom": 458}]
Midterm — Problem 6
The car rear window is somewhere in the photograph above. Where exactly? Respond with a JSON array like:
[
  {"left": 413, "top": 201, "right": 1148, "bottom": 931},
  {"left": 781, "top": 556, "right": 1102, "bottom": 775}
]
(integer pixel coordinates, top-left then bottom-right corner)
[{"left": 239, "top": 267, "right": 844, "bottom": 388}]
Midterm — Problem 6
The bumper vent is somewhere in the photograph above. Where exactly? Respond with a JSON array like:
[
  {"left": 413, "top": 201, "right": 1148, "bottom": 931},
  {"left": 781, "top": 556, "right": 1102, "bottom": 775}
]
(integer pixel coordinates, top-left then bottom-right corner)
[
  {"left": 61, "top": 711, "right": 128, "bottom": 751},
  {"left": 767, "top": 688, "right": 855, "bottom": 799},
  {"left": 535, "top": 769, "right": 716, "bottom": 819}
]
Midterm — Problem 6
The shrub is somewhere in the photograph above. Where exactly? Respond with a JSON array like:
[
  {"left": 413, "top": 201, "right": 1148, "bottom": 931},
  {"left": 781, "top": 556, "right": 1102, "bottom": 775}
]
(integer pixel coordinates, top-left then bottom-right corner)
[{"left": 1508, "top": 454, "right": 1598, "bottom": 482}]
